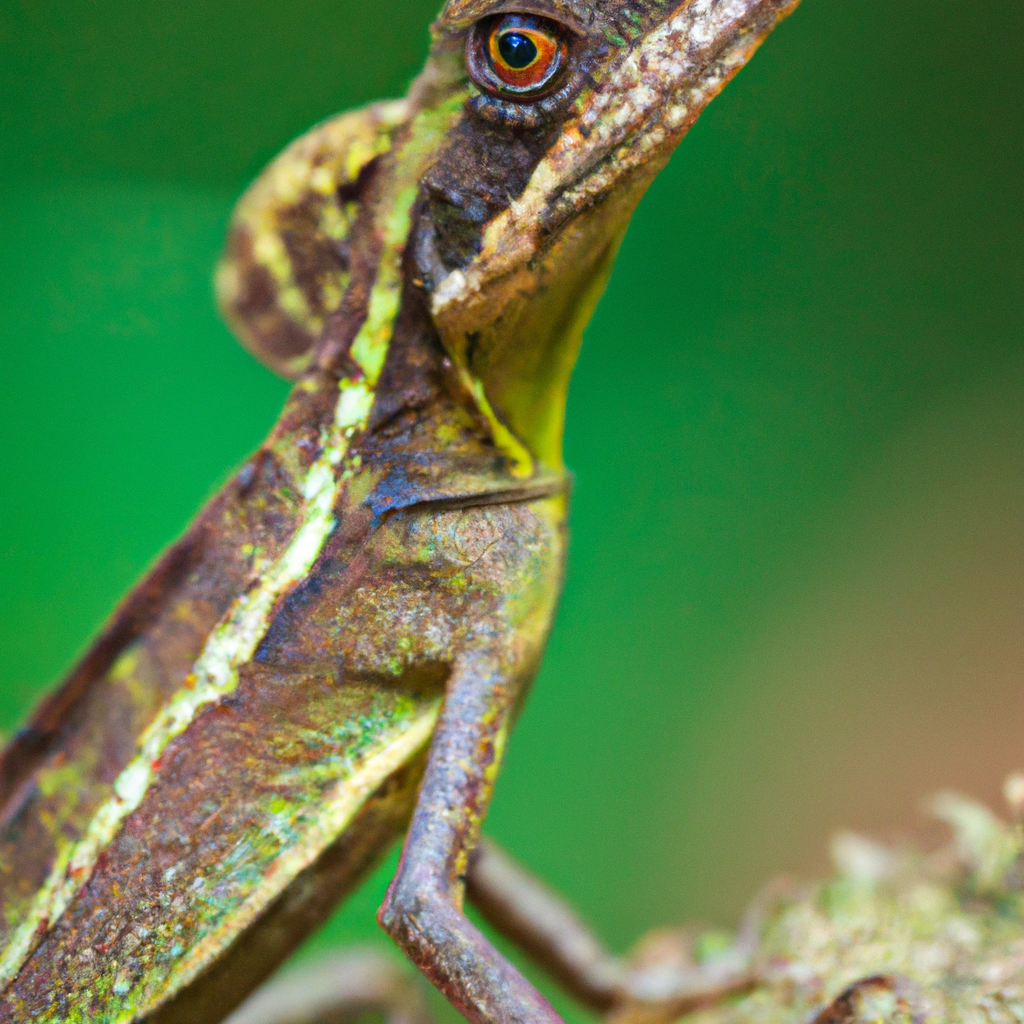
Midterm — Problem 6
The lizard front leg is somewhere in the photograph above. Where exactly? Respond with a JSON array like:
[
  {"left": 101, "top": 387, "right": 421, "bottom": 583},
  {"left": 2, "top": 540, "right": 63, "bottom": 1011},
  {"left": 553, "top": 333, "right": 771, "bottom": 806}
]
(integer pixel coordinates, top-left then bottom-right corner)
[{"left": 379, "top": 648, "right": 565, "bottom": 1024}]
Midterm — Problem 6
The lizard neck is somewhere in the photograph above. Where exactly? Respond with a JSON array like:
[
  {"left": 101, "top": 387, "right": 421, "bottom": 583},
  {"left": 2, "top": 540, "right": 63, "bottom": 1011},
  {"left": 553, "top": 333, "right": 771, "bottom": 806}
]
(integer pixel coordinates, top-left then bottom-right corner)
[
  {"left": 283, "top": 88, "right": 575, "bottom": 514},
  {"left": 283, "top": 280, "right": 566, "bottom": 529}
]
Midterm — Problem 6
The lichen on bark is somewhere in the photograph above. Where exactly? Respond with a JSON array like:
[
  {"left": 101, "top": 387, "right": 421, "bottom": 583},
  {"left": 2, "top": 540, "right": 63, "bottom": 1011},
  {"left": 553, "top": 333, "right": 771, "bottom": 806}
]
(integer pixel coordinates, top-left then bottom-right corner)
[{"left": 650, "top": 784, "right": 1024, "bottom": 1024}]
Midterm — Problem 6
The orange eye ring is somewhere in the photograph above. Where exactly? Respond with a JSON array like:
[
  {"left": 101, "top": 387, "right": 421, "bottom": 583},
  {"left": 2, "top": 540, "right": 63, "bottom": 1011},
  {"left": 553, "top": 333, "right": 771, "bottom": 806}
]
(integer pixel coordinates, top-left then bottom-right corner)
[
  {"left": 488, "top": 20, "right": 561, "bottom": 90},
  {"left": 475, "top": 14, "right": 568, "bottom": 97}
]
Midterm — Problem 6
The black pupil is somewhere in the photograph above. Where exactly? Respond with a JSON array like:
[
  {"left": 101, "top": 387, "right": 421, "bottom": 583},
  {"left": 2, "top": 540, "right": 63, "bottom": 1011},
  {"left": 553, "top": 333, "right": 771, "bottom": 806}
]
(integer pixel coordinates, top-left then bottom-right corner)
[{"left": 497, "top": 31, "right": 538, "bottom": 69}]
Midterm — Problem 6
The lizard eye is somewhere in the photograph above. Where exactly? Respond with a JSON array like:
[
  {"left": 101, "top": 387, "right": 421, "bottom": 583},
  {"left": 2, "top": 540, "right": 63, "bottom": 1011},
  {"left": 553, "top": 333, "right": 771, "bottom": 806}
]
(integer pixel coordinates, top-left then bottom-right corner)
[{"left": 468, "top": 14, "right": 569, "bottom": 99}]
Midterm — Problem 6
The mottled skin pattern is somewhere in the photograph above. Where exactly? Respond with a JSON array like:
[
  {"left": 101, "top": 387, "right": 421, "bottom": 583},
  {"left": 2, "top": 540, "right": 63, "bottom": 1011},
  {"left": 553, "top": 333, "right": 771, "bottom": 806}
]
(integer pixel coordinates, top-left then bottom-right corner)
[{"left": 0, "top": 0, "right": 798, "bottom": 1021}]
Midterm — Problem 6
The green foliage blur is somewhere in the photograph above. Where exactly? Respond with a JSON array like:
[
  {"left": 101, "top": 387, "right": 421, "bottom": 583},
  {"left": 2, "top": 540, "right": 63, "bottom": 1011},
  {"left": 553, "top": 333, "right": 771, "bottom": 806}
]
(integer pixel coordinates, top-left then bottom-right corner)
[{"left": 0, "top": 1, "right": 1021, "bottom": 1020}]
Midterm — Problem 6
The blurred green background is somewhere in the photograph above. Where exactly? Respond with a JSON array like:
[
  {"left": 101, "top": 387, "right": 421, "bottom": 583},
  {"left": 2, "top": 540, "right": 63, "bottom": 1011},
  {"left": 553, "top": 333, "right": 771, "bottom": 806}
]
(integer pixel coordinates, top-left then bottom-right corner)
[{"left": 0, "top": 0, "right": 1021, "bottom": 1019}]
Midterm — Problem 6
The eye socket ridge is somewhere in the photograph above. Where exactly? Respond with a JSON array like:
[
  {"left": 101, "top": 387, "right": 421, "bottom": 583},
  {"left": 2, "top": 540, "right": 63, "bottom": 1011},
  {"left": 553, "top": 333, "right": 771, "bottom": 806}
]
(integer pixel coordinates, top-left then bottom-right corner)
[{"left": 468, "top": 12, "right": 571, "bottom": 101}]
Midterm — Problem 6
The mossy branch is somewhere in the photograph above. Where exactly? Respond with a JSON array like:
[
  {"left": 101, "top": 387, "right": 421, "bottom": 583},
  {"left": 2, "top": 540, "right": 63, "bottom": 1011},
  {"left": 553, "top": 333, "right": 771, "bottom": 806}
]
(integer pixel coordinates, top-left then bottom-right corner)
[{"left": 611, "top": 780, "right": 1024, "bottom": 1024}]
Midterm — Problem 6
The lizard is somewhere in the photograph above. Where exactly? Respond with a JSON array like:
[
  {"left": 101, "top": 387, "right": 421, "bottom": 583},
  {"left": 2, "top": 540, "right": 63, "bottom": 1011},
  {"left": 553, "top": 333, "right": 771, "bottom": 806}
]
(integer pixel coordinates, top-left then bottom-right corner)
[{"left": 0, "top": 0, "right": 798, "bottom": 1020}]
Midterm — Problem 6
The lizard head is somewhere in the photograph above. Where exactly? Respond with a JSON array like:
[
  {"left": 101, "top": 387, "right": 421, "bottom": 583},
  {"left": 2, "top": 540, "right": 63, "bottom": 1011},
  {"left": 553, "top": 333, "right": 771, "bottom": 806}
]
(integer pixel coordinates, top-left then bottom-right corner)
[
  {"left": 218, "top": 0, "right": 798, "bottom": 476},
  {"left": 415, "top": 0, "right": 798, "bottom": 473}
]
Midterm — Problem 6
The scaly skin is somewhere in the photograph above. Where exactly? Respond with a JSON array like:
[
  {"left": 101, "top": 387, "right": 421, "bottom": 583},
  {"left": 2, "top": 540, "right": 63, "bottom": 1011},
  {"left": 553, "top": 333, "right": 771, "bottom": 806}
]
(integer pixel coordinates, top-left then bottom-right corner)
[{"left": 0, "top": 1, "right": 799, "bottom": 1021}]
